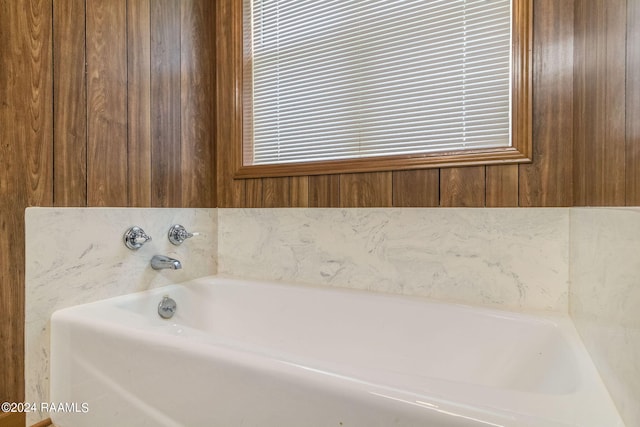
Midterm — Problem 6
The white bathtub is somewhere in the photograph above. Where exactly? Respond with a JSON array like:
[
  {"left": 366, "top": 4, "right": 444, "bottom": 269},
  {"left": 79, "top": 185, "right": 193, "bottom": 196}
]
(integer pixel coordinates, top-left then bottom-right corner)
[{"left": 50, "top": 276, "right": 623, "bottom": 427}]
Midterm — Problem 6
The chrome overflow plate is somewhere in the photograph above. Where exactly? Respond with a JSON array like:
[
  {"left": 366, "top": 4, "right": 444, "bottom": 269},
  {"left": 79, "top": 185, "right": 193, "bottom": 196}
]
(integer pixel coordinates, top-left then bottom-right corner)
[
  {"left": 123, "top": 226, "right": 152, "bottom": 250},
  {"left": 158, "top": 295, "right": 177, "bottom": 319}
]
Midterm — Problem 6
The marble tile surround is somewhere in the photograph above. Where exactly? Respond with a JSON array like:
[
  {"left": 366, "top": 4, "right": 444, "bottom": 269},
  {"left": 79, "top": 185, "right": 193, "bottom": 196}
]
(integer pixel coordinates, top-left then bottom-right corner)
[
  {"left": 25, "top": 208, "right": 217, "bottom": 424},
  {"left": 218, "top": 208, "right": 570, "bottom": 312},
  {"left": 570, "top": 208, "right": 640, "bottom": 427}
]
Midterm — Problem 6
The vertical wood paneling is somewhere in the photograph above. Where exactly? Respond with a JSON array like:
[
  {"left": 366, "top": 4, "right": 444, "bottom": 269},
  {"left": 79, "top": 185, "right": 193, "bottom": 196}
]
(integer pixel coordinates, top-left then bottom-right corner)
[
  {"left": 519, "top": 0, "right": 574, "bottom": 207},
  {"left": 57, "top": 0, "right": 219, "bottom": 209},
  {"left": 216, "top": 0, "right": 245, "bottom": 207},
  {"left": 86, "top": 0, "right": 128, "bottom": 206},
  {"left": 600, "top": 0, "right": 627, "bottom": 206},
  {"left": 0, "top": 0, "right": 53, "bottom": 408},
  {"left": 127, "top": 0, "right": 152, "bottom": 207},
  {"left": 626, "top": 0, "right": 640, "bottom": 205},
  {"left": 486, "top": 165, "right": 519, "bottom": 207},
  {"left": 263, "top": 177, "right": 291, "bottom": 207},
  {"left": 309, "top": 175, "right": 340, "bottom": 207},
  {"left": 24, "top": 1, "right": 54, "bottom": 208},
  {"left": 440, "top": 167, "right": 485, "bottom": 207},
  {"left": 392, "top": 170, "right": 439, "bottom": 207},
  {"left": 339, "top": 172, "right": 392, "bottom": 207},
  {"left": 0, "top": 412, "right": 25, "bottom": 427},
  {"left": 572, "top": 0, "right": 589, "bottom": 206},
  {"left": 573, "top": 0, "right": 627, "bottom": 206},
  {"left": 290, "top": 176, "right": 309, "bottom": 207},
  {"left": 245, "top": 178, "right": 263, "bottom": 207},
  {"left": 53, "top": 0, "right": 87, "bottom": 206},
  {"left": 180, "top": 0, "right": 216, "bottom": 207},
  {"left": 0, "top": 210, "right": 26, "bottom": 407},
  {"left": 151, "top": 0, "right": 181, "bottom": 207}
]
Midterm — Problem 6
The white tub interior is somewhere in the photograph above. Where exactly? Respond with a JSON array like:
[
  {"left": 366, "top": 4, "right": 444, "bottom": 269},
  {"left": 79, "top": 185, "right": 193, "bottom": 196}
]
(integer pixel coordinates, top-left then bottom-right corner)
[{"left": 50, "top": 277, "right": 623, "bottom": 427}]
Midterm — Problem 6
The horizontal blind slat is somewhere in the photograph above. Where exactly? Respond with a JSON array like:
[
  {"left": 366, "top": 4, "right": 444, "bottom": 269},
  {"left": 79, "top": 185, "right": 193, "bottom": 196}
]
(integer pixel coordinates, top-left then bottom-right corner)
[{"left": 246, "top": 0, "right": 513, "bottom": 165}]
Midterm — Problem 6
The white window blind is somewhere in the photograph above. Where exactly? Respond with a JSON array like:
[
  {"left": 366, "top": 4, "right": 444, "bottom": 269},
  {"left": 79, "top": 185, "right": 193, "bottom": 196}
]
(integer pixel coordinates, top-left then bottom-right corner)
[{"left": 244, "top": 0, "right": 513, "bottom": 165}]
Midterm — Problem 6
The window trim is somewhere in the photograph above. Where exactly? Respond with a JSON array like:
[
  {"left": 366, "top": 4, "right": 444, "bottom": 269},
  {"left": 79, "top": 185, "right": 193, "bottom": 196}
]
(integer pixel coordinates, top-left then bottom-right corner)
[{"left": 219, "top": 0, "right": 532, "bottom": 179}]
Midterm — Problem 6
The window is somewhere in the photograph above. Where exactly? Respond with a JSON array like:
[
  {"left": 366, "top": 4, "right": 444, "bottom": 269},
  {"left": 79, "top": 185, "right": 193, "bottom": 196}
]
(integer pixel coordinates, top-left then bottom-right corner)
[{"left": 234, "top": 0, "right": 532, "bottom": 178}]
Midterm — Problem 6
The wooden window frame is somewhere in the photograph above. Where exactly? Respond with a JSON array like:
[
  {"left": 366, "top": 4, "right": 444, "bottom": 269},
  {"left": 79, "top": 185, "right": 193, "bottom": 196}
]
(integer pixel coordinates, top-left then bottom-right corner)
[{"left": 217, "top": 0, "right": 532, "bottom": 179}]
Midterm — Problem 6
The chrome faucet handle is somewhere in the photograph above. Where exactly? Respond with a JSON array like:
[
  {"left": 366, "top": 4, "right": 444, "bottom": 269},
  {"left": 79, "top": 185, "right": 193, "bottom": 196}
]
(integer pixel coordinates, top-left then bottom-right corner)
[
  {"left": 123, "top": 226, "right": 152, "bottom": 250},
  {"left": 168, "top": 224, "right": 198, "bottom": 245}
]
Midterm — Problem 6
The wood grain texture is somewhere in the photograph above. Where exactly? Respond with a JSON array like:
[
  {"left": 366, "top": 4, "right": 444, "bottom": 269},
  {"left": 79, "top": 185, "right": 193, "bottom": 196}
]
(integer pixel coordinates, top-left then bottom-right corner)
[
  {"left": 290, "top": 176, "right": 309, "bottom": 207},
  {"left": 216, "top": 0, "right": 245, "bottom": 207},
  {"left": 53, "top": 0, "right": 87, "bottom": 206},
  {"left": 0, "top": 0, "right": 53, "bottom": 408},
  {"left": 0, "top": 0, "right": 22, "bottom": 408},
  {"left": 180, "top": 0, "right": 216, "bottom": 208},
  {"left": 486, "top": 165, "right": 519, "bottom": 207},
  {"left": 309, "top": 175, "right": 340, "bottom": 207},
  {"left": 150, "top": 0, "right": 181, "bottom": 207},
  {"left": 573, "top": 0, "right": 627, "bottom": 206},
  {"left": 626, "top": 0, "right": 640, "bottom": 205},
  {"left": 440, "top": 167, "right": 485, "bottom": 207},
  {"left": 339, "top": 172, "right": 392, "bottom": 207},
  {"left": 236, "top": 148, "right": 532, "bottom": 179},
  {"left": 127, "top": 0, "right": 152, "bottom": 207},
  {"left": 262, "top": 178, "right": 291, "bottom": 207},
  {"left": 392, "top": 170, "right": 439, "bottom": 207},
  {"left": 30, "top": 417, "right": 53, "bottom": 427},
  {"left": 0, "top": 208, "right": 27, "bottom": 415},
  {"left": 22, "top": 0, "right": 54, "bottom": 207},
  {"left": 86, "top": 0, "right": 128, "bottom": 206},
  {"left": 599, "top": 0, "right": 627, "bottom": 206},
  {"left": 56, "top": 0, "right": 218, "bottom": 210},
  {"left": 245, "top": 178, "right": 263, "bottom": 207},
  {"left": 511, "top": 0, "right": 534, "bottom": 161},
  {"left": 0, "top": 412, "right": 26, "bottom": 427},
  {"left": 519, "top": 0, "right": 574, "bottom": 207}
]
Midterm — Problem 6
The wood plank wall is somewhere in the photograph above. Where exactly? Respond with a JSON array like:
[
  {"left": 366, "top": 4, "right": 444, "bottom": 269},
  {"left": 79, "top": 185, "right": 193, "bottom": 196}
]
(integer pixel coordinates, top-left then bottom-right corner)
[
  {"left": 626, "top": 0, "right": 640, "bottom": 205},
  {"left": 54, "top": 0, "right": 216, "bottom": 208},
  {"left": 0, "top": 0, "right": 215, "bottom": 423},
  {"left": 0, "top": 3, "right": 53, "bottom": 427},
  {"left": 217, "top": 0, "right": 640, "bottom": 208},
  {"left": 574, "top": 0, "right": 627, "bottom": 205}
]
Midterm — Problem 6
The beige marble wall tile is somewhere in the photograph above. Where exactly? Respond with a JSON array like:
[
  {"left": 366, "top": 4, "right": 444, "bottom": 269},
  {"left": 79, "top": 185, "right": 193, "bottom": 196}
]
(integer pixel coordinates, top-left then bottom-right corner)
[
  {"left": 570, "top": 207, "right": 640, "bottom": 427},
  {"left": 219, "top": 208, "right": 570, "bottom": 312}
]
